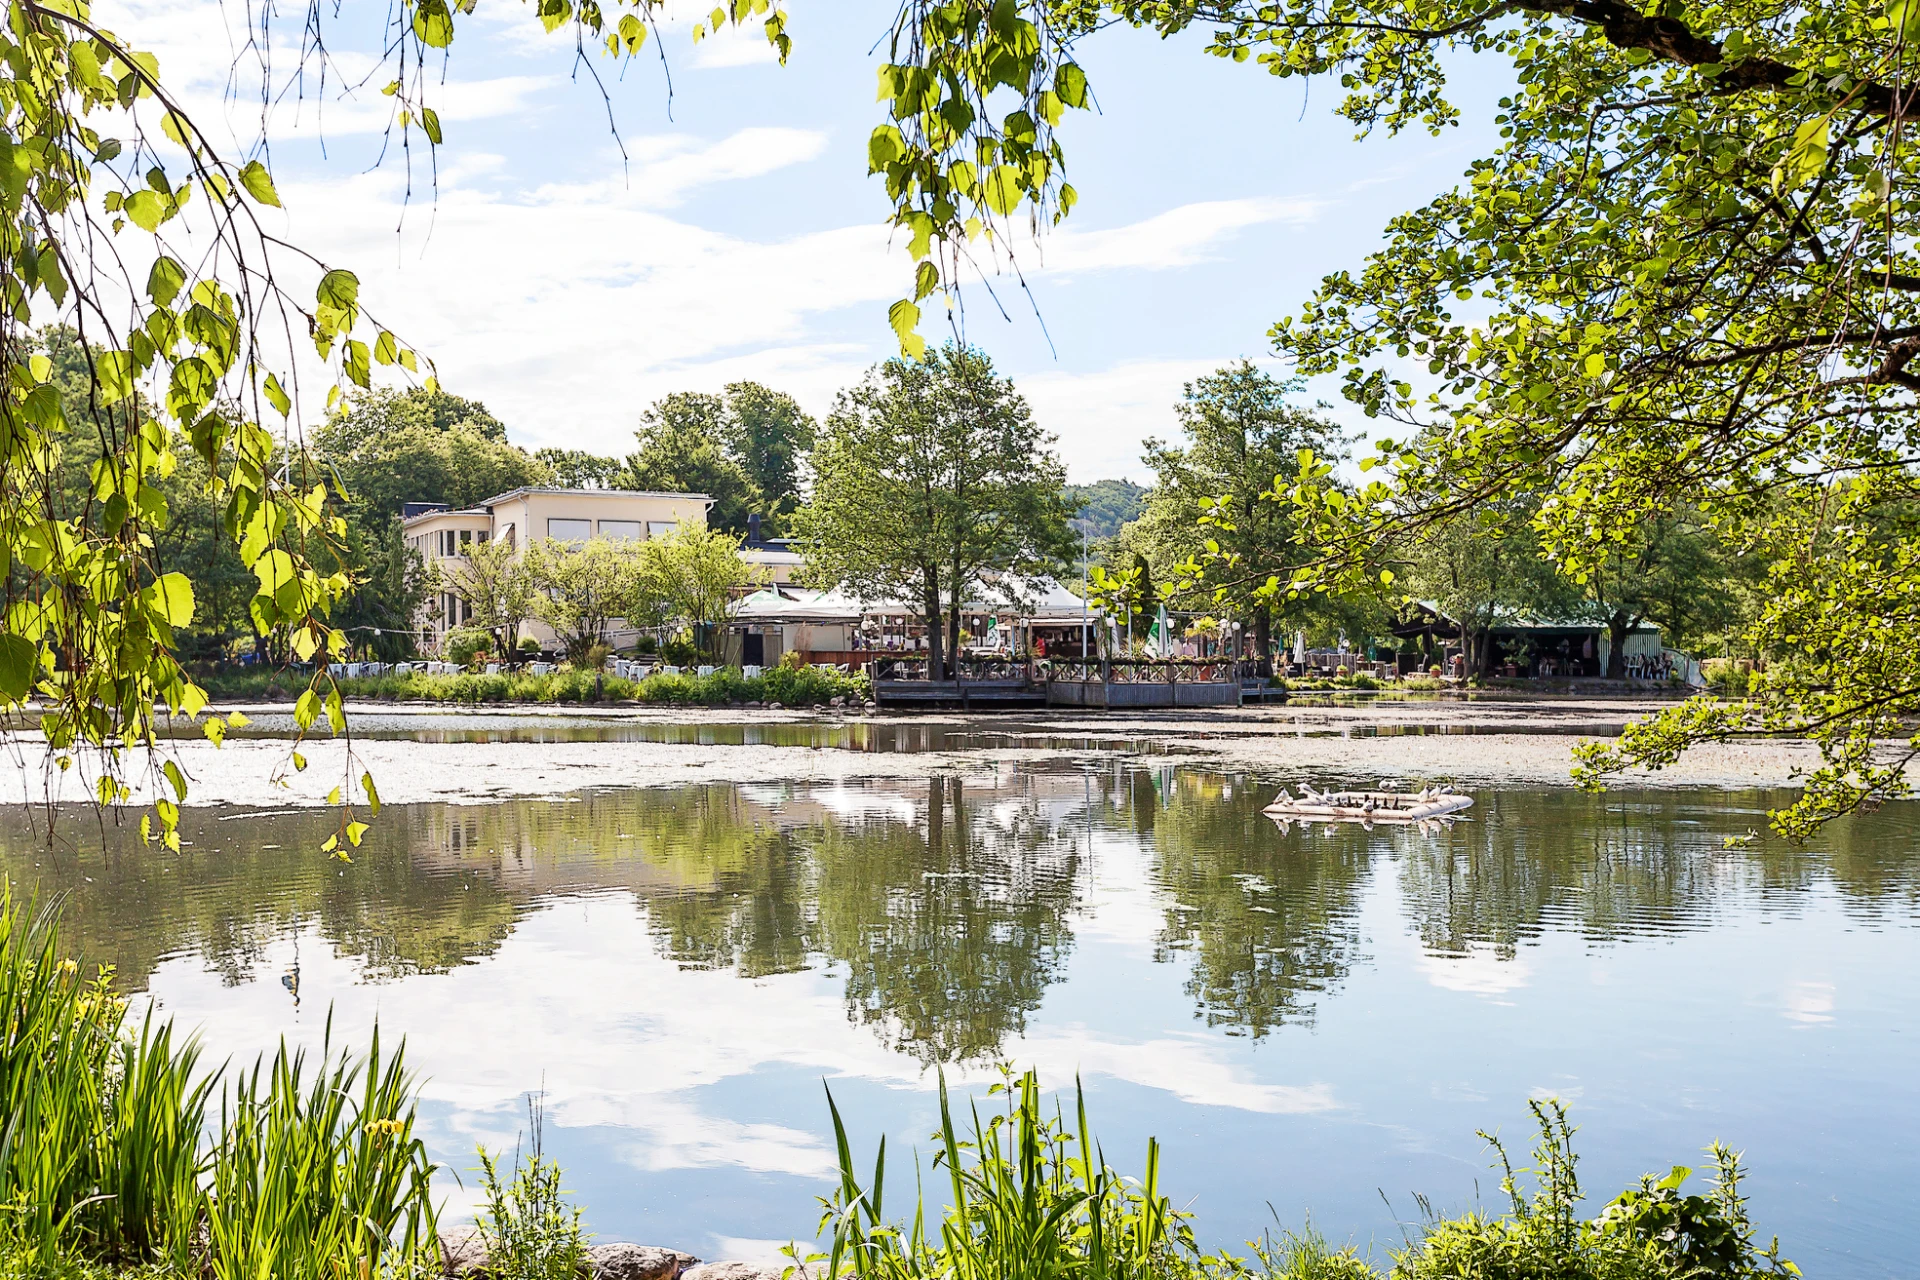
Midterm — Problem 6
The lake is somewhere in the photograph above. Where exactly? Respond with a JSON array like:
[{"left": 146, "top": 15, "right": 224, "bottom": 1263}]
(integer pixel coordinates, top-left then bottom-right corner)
[{"left": 2, "top": 749, "right": 1915, "bottom": 1277}]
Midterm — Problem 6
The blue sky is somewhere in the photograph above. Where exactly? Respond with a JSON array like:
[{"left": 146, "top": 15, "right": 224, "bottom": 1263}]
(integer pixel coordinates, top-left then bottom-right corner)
[{"left": 116, "top": 0, "right": 1509, "bottom": 481}]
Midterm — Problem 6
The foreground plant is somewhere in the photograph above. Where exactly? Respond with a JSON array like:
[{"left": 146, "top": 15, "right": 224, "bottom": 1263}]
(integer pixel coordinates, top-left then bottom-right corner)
[
  {"left": 0, "top": 884, "right": 438, "bottom": 1277},
  {"left": 474, "top": 1100, "right": 590, "bottom": 1280}
]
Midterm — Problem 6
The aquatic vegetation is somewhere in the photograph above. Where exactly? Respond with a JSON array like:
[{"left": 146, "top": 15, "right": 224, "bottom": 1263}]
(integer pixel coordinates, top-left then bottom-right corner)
[{"left": 0, "top": 886, "right": 438, "bottom": 1278}]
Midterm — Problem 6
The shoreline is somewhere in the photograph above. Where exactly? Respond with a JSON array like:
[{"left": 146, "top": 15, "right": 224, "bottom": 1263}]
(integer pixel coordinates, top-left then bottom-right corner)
[{"left": 0, "top": 697, "right": 1881, "bottom": 810}]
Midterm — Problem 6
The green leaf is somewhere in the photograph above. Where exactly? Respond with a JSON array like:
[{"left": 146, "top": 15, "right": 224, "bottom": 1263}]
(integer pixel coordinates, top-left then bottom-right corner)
[
  {"left": 413, "top": 0, "right": 455, "bottom": 48},
  {"left": 162, "top": 760, "right": 189, "bottom": 802},
  {"left": 981, "top": 165, "right": 1024, "bottom": 216},
  {"left": 146, "top": 255, "right": 187, "bottom": 307},
  {"left": 263, "top": 373, "right": 292, "bottom": 418},
  {"left": 887, "top": 298, "right": 925, "bottom": 361},
  {"left": 1054, "top": 62, "right": 1088, "bottom": 109},
  {"left": 294, "top": 689, "right": 320, "bottom": 730},
  {"left": 0, "top": 634, "right": 39, "bottom": 701},
  {"left": 124, "top": 189, "right": 164, "bottom": 231},
  {"left": 140, "top": 572, "right": 197, "bottom": 628},
  {"left": 420, "top": 106, "right": 443, "bottom": 145},
  {"left": 238, "top": 159, "right": 281, "bottom": 207},
  {"left": 362, "top": 771, "right": 382, "bottom": 814}
]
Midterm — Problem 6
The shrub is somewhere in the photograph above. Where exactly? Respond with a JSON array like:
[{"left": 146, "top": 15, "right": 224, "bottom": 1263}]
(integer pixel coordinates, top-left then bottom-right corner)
[
  {"left": 1393, "top": 1101, "right": 1795, "bottom": 1280},
  {"left": 1702, "top": 659, "right": 1749, "bottom": 697},
  {"left": 518, "top": 636, "right": 541, "bottom": 655},
  {"left": 474, "top": 1102, "right": 587, "bottom": 1280},
  {"left": 445, "top": 627, "right": 494, "bottom": 667},
  {"left": 660, "top": 636, "right": 699, "bottom": 665}
]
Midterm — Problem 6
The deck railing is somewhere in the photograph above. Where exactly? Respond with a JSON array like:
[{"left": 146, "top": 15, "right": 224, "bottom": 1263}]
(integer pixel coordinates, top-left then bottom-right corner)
[{"left": 1042, "top": 658, "right": 1238, "bottom": 684}]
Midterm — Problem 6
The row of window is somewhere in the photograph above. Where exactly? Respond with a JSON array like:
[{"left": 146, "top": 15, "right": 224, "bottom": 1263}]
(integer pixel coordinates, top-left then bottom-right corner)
[{"left": 411, "top": 518, "right": 679, "bottom": 558}]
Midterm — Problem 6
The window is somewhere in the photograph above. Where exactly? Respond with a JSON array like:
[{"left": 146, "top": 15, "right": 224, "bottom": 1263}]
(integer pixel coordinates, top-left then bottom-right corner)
[
  {"left": 548, "top": 518, "right": 592, "bottom": 541},
  {"left": 647, "top": 521, "right": 678, "bottom": 538},
  {"left": 477, "top": 530, "right": 489, "bottom": 544},
  {"left": 459, "top": 530, "right": 472, "bottom": 548},
  {"left": 598, "top": 519, "right": 643, "bottom": 541}
]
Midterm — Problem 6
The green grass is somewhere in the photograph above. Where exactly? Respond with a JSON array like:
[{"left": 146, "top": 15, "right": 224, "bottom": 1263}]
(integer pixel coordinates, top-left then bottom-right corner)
[
  {"left": 197, "top": 665, "right": 871, "bottom": 708},
  {"left": 0, "top": 884, "right": 438, "bottom": 1280}
]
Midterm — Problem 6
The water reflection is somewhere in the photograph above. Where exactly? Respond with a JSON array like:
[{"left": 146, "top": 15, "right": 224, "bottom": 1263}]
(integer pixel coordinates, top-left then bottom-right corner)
[{"left": 4, "top": 774, "right": 1915, "bottom": 1060}]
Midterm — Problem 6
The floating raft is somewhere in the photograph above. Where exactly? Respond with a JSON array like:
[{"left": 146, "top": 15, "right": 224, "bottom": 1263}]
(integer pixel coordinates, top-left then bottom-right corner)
[{"left": 1263, "top": 785, "right": 1474, "bottom": 826}]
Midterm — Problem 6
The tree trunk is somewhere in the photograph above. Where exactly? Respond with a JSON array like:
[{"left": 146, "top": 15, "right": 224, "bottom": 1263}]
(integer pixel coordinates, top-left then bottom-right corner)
[
  {"left": 1253, "top": 610, "right": 1273, "bottom": 678},
  {"left": 923, "top": 568, "right": 945, "bottom": 684},
  {"left": 1606, "top": 610, "right": 1630, "bottom": 680},
  {"left": 948, "top": 561, "right": 964, "bottom": 683}
]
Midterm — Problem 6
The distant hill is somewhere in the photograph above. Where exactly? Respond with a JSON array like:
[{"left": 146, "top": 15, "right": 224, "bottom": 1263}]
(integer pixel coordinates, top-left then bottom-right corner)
[{"left": 1064, "top": 479, "right": 1148, "bottom": 539}]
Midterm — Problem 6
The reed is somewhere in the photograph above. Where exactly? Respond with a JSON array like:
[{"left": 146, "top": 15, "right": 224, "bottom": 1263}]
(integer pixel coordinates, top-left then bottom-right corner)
[
  {"left": 0, "top": 884, "right": 439, "bottom": 1279},
  {"left": 802, "top": 1069, "right": 1198, "bottom": 1280}
]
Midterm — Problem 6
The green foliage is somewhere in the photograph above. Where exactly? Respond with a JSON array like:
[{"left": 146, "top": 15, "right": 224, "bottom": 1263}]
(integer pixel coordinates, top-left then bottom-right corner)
[
  {"left": 721, "top": 381, "right": 818, "bottom": 534},
  {"left": 533, "top": 448, "right": 626, "bottom": 491},
  {"left": 626, "top": 393, "right": 763, "bottom": 534},
  {"left": 204, "top": 664, "right": 872, "bottom": 707},
  {"left": 1063, "top": 479, "right": 1147, "bottom": 540},
  {"left": 1392, "top": 1101, "right": 1795, "bottom": 1280},
  {"left": 475, "top": 1105, "right": 588, "bottom": 1280},
  {"left": 795, "top": 346, "right": 1072, "bottom": 680},
  {"left": 317, "top": 392, "right": 548, "bottom": 522},
  {"left": 444, "top": 626, "right": 496, "bottom": 666},
  {"left": 799, "top": 1068, "right": 1199, "bottom": 1280},
  {"left": 0, "top": 886, "right": 437, "bottom": 1278}
]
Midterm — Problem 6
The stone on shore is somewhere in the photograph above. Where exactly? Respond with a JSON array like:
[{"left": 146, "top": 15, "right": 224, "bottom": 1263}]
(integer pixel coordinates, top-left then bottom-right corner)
[
  {"left": 440, "top": 1226, "right": 488, "bottom": 1276},
  {"left": 590, "top": 1242, "right": 701, "bottom": 1280},
  {"left": 682, "top": 1263, "right": 787, "bottom": 1280}
]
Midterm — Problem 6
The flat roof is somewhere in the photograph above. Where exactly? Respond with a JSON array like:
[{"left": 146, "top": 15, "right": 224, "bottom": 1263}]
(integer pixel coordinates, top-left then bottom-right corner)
[
  {"left": 480, "top": 486, "right": 712, "bottom": 504},
  {"left": 401, "top": 506, "right": 491, "bottom": 527}
]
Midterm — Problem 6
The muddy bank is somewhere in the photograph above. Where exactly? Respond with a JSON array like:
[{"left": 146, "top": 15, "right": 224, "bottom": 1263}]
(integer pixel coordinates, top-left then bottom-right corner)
[{"left": 0, "top": 697, "right": 1868, "bottom": 810}]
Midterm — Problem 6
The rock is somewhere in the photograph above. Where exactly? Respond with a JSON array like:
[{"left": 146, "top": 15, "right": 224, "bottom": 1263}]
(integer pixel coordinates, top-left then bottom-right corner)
[
  {"left": 768, "top": 701, "right": 784, "bottom": 710},
  {"left": 829, "top": 696, "right": 845, "bottom": 708},
  {"left": 589, "top": 1242, "right": 701, "bottom": 1280},
  {"left": 682, "top": 1263, "right": 787, "bottom": 1280},
  {"left": 440, "top": 1226, "right": 489, "bottom": 1277}
]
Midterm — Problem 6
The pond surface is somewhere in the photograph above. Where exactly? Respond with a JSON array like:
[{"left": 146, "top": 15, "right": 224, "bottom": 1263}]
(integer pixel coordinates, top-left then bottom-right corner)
[{"left": 3, "top": 760, "right": 1916, "bottom": 1278}]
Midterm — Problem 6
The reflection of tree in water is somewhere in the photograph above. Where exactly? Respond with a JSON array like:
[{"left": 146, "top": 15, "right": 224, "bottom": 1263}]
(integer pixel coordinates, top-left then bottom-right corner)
[
  {"left": 812, "top": 775, "right": 1082, "bottom": 1065},
  {"left": 0, "top": 804, "right": 520, "bottom": 989},
  {"left": 1396, "top": 790, "right": 1920, "bottom": 957},
  {"left": 1140, "top": 769, "right": 1371, "bottom": 1039}
]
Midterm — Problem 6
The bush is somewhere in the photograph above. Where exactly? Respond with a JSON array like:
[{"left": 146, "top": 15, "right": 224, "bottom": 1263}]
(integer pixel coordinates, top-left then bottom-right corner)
[
  {"left": 1702, "top": 659, "right": 1750, "bottom": 697},
  {"left": 445, "top": 627, "right": 494, "bottom": 667},
  {"left": 1392, "top": 1101, "right": 1794, "bottom": 1280},
  {"left": 518, "top": 636, "right": 541, "bottom": 655},
  {"left": 1399, "top": 676, "right": 1446, "bottom": 691}
]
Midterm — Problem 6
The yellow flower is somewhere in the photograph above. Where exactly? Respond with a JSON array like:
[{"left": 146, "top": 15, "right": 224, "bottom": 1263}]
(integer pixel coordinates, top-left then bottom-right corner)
[{"left": 56, "top": 959, "right": 79, "bottom": 976}]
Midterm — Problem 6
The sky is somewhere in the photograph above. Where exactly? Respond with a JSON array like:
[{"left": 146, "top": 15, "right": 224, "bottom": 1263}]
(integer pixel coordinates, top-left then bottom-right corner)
[{"left": 100, "top": 0, "right": 1509, "bottom": 482}]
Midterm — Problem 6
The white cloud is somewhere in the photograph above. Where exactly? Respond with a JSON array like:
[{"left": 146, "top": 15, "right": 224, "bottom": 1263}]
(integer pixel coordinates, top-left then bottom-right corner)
[{"left": 1016, "top": 358, "right": 1224, "bottom": 482}]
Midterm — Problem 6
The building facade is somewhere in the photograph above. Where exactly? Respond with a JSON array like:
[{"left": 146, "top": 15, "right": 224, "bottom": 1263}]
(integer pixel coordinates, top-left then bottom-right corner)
[{"left": 403, "top": 487, "right": 711, "bottom": 651}]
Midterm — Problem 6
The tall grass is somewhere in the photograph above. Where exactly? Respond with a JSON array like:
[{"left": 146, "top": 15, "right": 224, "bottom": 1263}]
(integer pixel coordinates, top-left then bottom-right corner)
[
  {"left": 802, "top": 1069, "right": 1198, "bottom": 1280},
  {"left": 0, "top": 884, "right": 439, "bottom": 1278}
]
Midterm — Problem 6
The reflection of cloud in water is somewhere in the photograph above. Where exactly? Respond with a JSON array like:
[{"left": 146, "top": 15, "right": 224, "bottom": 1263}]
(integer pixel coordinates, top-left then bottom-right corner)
[
  {"left": 1783, "top": 979, "right": 1836, "bottom": 1024},
  {"left": 140, "top": 890, "right": 1334, "bottom": 1193},
  {"left": 1419, "top": 945, "right": 1532, "bottom": 995}
]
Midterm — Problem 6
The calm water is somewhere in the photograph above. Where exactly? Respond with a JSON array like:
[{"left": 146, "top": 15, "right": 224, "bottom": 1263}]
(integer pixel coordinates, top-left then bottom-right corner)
[{"left": 3, "top": 763, "right": 1916, "bottom": 1277}]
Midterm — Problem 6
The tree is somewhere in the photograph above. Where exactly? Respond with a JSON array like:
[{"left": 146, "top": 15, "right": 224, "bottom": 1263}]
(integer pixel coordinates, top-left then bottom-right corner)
[
  {"left": 1562, "top": 513, "right": 1746, "bottom": 680},
  {"left": 624, "top": 394, "right": 762, "bottom": 534},
  {"left": 1405, "top": 503, "right": 1575, "bottom": 680},
  {"left": 1063, "top": 480, "right": 1147, "bottom": 540},
  {"left": 534, "top": 448, "right": 626, "bottom": 491},
  {"left": 647, "top": 525, "right": 763, "bottom": 660},
  {"left": 1128, "top": 362, "right": 1347, "bottom": 670},
  {"left": 521, "top": 538, "right": 647, "bottom": 664},
  {"left": 450, "top": 538, "right": 535, "bottom": 660},
  {"left": 721, "top": 382, "right": 816, "bottom": 534},
  {"left": 316, "top": 387, "right": 508, "bottom": 453},
  {"left": 319, "top": 402, "right": 549, "bottom": 521},
  {"left": 796, "top": 347, "right": 1072, "bottom": 680}
]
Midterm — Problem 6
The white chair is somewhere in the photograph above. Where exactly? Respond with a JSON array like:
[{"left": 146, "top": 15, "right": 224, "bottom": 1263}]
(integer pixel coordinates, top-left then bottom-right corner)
[
  {"left": 485, "top": 663, "right": 499, "bottom": 675},
  {"left": 697, "top": 665, "right": 715, "bottom": 677},
  {"left": 743, "top": 664, "right": 762, "bottom": 678}
]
